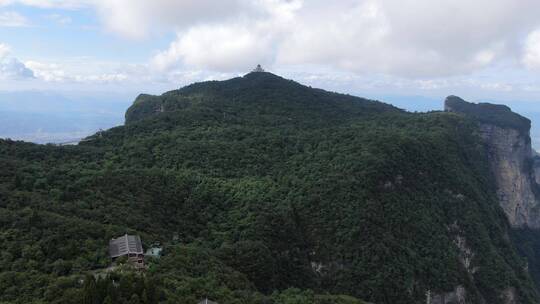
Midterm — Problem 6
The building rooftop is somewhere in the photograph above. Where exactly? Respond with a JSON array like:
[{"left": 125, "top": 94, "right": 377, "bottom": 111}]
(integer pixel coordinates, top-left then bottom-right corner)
[
  {"left": 252, "top": 64, "right": 265, "bottom": 73},
  {"left": 109, "top": 234, "right": 143, "bottom": 258}
]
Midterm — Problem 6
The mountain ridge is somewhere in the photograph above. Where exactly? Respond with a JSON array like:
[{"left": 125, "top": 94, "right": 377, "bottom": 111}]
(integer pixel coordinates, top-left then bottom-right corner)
[
  {"left": 124, "top": 72, "right": 399, "bottom": 125},
  {"left": 2, "top": 73, "right": 540, "bottom": 304},
  {"left": 445, "top": 95, "right": 531, "bottom": 135}
]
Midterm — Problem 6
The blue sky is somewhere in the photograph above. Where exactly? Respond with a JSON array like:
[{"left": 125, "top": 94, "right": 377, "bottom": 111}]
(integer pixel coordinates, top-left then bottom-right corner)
[
  {"left": 0, "top": 4, "right": 175, "bottom": 63},
  {"left": 3, "top": 1, "right": 540, "bottom": 144}
]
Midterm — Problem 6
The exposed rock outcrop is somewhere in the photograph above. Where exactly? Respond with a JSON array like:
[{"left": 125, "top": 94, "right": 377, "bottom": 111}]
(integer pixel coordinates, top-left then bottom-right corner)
[
  {"left": 428, "top": 286, "right": 467, "bottom": 304},
  {"left": 533, "top": 155, "right": 540, "bottom": 186},
  {"left": 453, "top": 233, "right": 477, "bottom": 274},
  {"left": 501, "top": 287, "right": 518, "bottom": 304},
  {"left": 445, "top": 96, "right": 540, "bottom": 228}
]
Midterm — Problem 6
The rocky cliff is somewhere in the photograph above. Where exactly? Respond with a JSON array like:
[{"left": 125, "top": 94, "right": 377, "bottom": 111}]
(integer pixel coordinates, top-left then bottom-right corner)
[{"left": 445, "top": 96, "right": 540, "bottom": 228}]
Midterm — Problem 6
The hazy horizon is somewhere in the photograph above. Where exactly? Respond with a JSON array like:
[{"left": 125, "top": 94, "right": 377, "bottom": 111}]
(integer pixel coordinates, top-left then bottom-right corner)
[
  {"left": 3, "top": 84, "right": 540, "bottom": 149},
  {"left": 3, "top": 1, "right": 540, "bottom": 146}
]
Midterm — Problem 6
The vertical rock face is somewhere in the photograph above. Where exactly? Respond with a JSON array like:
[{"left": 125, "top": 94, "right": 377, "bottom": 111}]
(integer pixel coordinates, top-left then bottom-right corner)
[
  {"left": 533, "top": 155, "right": 540, "bottom": 186},
  {"left": 477, "top": 124, "right": 540, "bottom": 227},
  {"left": 429, "top": 286, "right": 467, "bottom": 304},
  {"left": 445, "top": 96, "right": 540, "bottom": 228}
]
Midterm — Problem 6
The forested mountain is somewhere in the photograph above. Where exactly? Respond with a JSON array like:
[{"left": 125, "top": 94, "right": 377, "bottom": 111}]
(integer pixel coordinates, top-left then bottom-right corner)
[{"left": 1, "top": 71, "right": 540, "bottom": 304}]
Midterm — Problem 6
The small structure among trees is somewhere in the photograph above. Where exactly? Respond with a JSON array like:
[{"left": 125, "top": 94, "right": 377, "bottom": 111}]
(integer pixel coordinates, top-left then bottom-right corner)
[
  {"left": 252, "top": 64, "right": 265, "bottom": 73},
  {"left": 145, "top": 245, "right": 162, "bottom": 259},
  {"left": 109, "top": 234, "right": 145, "bottom": 269}
]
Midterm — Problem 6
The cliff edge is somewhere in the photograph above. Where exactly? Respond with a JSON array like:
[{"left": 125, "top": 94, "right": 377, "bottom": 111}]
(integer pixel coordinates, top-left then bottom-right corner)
[{"left": 445, "top": 96, "right": 540, "bottom": 228}]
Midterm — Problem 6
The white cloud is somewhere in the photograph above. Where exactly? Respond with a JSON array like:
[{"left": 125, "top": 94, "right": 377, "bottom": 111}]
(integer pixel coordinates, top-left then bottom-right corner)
[
  {"left": 121, "top": 0, "right": 540, "bottom": 77},
  {"left": 479, "top": 82, "right": 513, "bottom": 92},
  {"left": 0, "top": 43, "right": 34, "bottom": 79},
  {"left": 152, "top": 25, "right": 275, "bottom": 72},
  {"left": 3, "top": 0, "right": 539, "bottom": 78},
  {"left": 0, "top": 43, "right": 9, "bottom": 58},
  {"left": 25, "top": 61, "right": 68, "bottom": 82},
  {"left": 275, "top": 0, "right": 540, "bottom": 77},
  {"left": 0, "top": 10, "right": 29, "bottom": 27},
  {"left": 3, "top": 0, "right": 540, "bottom": 96},
  {"left": 93, "top": 0, "right": 259, "bottom": 39},
  {"left": 150, "top": 0, "right": 300, "bottom": 71},
  {"left": 524, "top": 29, "right": 540, "bottom": 70},
  {"left": 74, "top": 73, "right": 128, "bottom": 83},
  {"left": 0, "top": 57, "right": 34, "bottom": 79},
  {"left": 26, "top": 60, "right": 132, "bottom": 83}
]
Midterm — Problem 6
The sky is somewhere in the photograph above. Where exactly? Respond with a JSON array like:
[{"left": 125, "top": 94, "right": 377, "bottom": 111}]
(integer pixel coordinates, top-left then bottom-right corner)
[{"left": 3, "top": 0, "right": 540, "bottom": 143}]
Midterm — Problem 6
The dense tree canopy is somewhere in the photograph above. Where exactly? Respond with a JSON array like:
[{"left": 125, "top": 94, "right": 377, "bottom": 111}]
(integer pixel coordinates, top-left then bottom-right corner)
[{"left": 0, "top": 72, "right": 538, "bottom": 303}]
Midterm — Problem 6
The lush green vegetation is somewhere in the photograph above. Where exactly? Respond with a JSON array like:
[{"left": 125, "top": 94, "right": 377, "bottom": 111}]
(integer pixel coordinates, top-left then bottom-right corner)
[
  {"left": 0, "top": 72, "right": 538, "bottom": 303},
  {"left": 445, "top": 95, "right": 531, "bottom": 134}
]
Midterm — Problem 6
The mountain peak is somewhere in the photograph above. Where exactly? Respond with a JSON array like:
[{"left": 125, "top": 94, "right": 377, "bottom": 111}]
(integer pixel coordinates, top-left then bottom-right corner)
[
  {"left": 125, "top": 73, "right": 397, "bottom": 124},
  {"left": 242, "top": 70, "right": 284, "bottom": 80},
  {"left": 444, "top": 95, "right": 530, "bottom": 134},
  {"left": 251, "top": 64, "right": 266, "bottom": 73}
]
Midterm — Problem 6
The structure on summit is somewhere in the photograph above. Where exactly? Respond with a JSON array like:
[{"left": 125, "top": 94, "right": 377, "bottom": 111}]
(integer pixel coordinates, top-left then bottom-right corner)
[
  {"left": 252, "top": 64, "right": 265, "bottom": 72},
  {"left": 109, "top": 234, "right": 145, "bottom": 268}
]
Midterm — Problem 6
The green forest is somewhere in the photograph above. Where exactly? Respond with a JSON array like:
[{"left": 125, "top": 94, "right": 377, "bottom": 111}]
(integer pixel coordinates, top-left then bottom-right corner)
[{"left": 1, "top": 72, "right": 539, "bottom": 303}]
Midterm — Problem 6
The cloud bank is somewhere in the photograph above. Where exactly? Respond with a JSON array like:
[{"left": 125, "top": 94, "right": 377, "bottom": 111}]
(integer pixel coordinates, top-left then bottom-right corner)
[
  {"left": 87, "top": 0, "right": 540, "bottom": 78},
  {"left": 0, "top": 43, "right": 34, "bottom": 79},
  {"left": 3, "top": 0, "right": 540, "bottom": 96}
]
